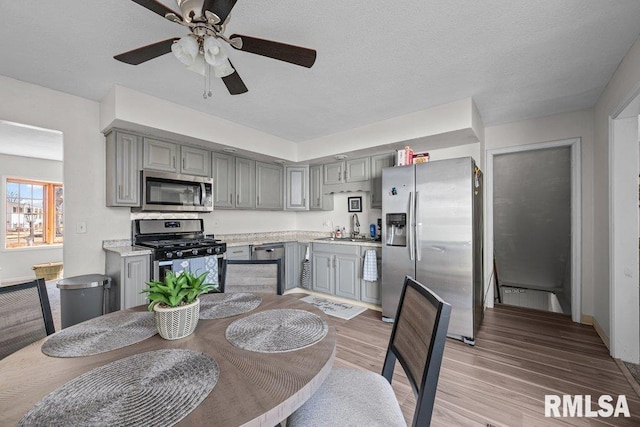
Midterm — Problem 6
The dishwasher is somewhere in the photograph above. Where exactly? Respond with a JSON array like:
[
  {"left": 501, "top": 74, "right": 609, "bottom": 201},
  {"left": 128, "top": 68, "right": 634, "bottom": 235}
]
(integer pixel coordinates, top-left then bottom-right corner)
[{"left": 251, "top": 243, "right": 285, "bottom": 288}]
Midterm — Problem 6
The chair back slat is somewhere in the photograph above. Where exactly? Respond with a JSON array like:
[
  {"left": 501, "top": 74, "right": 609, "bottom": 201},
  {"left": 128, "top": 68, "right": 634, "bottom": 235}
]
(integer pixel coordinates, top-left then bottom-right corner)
[
  {"left": 382, "top": 276, "right": 451, "bottom": 427},
  {"left": 0, "top": 279, "right": 55, "bottom": 360},
  {"left": 222, "top": 259, "right": 282, "bottom": 295}
]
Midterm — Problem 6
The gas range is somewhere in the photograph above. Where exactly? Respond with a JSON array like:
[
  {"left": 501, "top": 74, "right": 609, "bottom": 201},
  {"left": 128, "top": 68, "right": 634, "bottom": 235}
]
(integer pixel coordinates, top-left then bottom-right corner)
[{"left": 133, "top": 219, "right": 226, "bottom": 262}]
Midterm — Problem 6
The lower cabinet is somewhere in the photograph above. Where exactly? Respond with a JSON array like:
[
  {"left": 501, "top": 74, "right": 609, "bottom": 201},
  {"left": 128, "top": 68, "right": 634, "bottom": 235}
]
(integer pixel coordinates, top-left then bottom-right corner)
[
  {"left": 105, "top": 252, "right": 150, "bottom": 311},
  {"left": 360, "top": 247, "right": 381, "bottom": 305},
  {"left": 226, "top": 245, "right": 251, "bottom": 260},
  {"left": 312, "top": 243, "right": 360, "bottom": 299},
  {"left": 284, "top": 242, "right": 297, "bottom": 291}
]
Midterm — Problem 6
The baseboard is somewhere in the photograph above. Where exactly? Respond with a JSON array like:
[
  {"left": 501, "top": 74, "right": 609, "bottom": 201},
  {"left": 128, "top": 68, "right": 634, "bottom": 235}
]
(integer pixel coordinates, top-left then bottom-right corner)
[
  {"left": 582, "top": 314, "right": 611, "bottom": 350},
  {"left": 615, "top": 358, "right": 640, "bottom": 398}
]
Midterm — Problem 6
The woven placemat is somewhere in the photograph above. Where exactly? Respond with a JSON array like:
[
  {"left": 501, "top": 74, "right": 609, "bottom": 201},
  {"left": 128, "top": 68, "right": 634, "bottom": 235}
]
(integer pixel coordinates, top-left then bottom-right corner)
[
  {"left": 19, "top": 349, "right": 219, "bottom": 427},
  {"left": 199, "top": 292, "right": 262, "bottom": 319},
  {"left": 226, "top": 309, "right": 328, "bottom": 353},
  {"left": 41, "top": 312, "right": 157, "bottom": 358}
]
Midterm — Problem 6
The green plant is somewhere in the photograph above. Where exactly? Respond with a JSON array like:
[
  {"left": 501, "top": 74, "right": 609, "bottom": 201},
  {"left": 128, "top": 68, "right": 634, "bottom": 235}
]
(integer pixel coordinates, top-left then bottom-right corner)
[{"left": 141, "top": 270, "right": 218, "bottom": 311}]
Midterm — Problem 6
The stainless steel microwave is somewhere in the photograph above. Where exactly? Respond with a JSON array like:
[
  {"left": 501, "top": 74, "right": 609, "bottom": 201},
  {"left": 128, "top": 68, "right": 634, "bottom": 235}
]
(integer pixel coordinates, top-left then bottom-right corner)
[{"left": 140, "top": 170, "right": 213, "bottom": 212}]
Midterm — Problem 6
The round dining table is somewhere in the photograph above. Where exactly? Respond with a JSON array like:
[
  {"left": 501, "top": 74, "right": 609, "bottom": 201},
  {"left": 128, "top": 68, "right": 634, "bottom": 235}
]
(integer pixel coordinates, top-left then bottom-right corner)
[{"left": 0, "top": 294, "right": 336, "bottom": 426}]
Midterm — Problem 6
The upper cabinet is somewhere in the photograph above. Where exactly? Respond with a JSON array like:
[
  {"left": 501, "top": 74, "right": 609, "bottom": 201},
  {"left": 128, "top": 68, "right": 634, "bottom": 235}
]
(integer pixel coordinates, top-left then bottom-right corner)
[
  {"left": 309, "top": 165, "right": 334, "bottom": 211},
  {"left": 323, "top": 157, "right": 370, "bottom": 185},
  {"left": 143, "top": 138, "right": 210, "bottom": 176},
  {"left": 106, "top": 131, "right": 141, "bottom": 207},
  {"left": 256, "top": 162, "right": 284, "bottom": 210},
  {"left": 235, "top": 157, "right": 256, "bottom": 209},
  {"left": 212, "top": 152, "right": 236, "bottom": 209},
  {"left": 370, "top": 154, "right": 394, "bottom": 209},
  {"left": 180, "top": 145, "right": 210, "bottom": 176},
  {"left": 285, "top": 166, "right": 309, "bottom": 211},
  {"left": 143, "top": 138, "right": 178, "bottom": 172}
]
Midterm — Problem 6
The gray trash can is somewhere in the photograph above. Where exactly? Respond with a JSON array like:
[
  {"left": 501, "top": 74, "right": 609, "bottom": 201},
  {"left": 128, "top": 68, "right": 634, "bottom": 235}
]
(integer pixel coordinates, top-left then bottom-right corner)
[{"left": 57, "top": 274, "right": 111, "bottom": 328}]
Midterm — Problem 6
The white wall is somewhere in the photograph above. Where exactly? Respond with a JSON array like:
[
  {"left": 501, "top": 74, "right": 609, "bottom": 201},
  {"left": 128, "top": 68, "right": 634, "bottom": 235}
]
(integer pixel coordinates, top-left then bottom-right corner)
[
  {"left": 484, "top": 109, "right": 594, "bottom": 319},
  {"left": 593, "top": 37, "right": 640, "bottom": 359},
  {"left": 0, "top": 75, "right": 129, "bottom": 280},
  {"left": 0, "top": 153, "right": 63, "bottom": 280},
  {"left": 202, "top": 210, "right": 298, "bottom": 235}
]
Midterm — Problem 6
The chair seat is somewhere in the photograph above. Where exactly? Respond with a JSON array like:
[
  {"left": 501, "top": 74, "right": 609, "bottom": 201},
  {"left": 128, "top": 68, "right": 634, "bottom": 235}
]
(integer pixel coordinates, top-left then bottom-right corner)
[{"left": 288, "top": 367, "right": 406, "bottom": 427}]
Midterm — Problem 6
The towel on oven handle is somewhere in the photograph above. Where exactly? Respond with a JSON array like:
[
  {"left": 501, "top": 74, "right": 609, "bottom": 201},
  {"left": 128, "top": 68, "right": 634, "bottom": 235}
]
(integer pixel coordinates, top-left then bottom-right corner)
[{"left": 187, "top": 257, "right": 219, "bottom": 287}]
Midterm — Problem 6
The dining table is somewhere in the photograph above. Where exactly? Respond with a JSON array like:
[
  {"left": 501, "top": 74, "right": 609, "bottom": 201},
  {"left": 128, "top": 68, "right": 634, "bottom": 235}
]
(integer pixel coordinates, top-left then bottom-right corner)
[{"left": 0, "top": 293, "right": 336, "bottom": 426}]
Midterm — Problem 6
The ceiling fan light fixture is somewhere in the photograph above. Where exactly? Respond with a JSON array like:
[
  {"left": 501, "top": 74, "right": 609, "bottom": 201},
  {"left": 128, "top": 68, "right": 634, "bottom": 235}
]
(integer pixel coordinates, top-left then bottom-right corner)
[
  {"left": 171, "top": 36, "right": 199, "bottom": 66},
  {"left": 186, "top": 53, "right": 206, "bottom": 75}
]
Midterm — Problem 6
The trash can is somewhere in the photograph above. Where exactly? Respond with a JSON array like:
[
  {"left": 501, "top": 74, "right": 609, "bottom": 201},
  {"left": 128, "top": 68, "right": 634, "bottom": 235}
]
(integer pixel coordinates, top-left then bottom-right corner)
[{"left": 57, "top": 274, "right": 111, "bottom": 328}]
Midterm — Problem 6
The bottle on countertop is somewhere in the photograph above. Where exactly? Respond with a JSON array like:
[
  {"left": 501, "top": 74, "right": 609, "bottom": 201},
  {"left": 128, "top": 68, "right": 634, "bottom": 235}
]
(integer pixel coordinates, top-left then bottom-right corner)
[
  {"left": 341, "top": 227, "right": 346, "bottom": 237},
  {"left": 335, "top": 227, "right": 342, "bottom": 238},
  {"left": 370, "top": 224, "right": 376, "bottom": 238}
]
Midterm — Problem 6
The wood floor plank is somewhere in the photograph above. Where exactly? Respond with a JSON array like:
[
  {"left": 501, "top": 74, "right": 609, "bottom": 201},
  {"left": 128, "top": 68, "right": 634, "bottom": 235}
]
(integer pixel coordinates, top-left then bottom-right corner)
[{"left": 326, "top": 301, "right": 640, "bottom": 425}]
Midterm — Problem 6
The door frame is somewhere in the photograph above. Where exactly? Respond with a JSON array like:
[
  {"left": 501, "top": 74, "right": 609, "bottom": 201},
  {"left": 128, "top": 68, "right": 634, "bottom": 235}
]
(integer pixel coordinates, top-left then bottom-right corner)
[
  {"left": 485, "top": 138, "right": 582, "bottom": 323},
  {"left": 608, "top": 83, "right": 640, "bottom": 363}
]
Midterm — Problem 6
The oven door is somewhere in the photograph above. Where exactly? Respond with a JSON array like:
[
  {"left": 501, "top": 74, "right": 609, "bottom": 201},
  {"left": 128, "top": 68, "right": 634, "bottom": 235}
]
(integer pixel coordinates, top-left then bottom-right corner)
[
  {"left": 141, "top": 170, "right": 213, "bottom": 212},
  {"left": 153, "top": 255, "right": 224, "bottom": 289}
]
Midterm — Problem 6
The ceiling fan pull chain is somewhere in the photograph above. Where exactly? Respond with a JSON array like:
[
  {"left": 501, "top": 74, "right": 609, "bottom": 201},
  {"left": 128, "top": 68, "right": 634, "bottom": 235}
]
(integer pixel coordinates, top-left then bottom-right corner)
[{"left": 203, "top": 63, "right": 212, "bottom": 99}]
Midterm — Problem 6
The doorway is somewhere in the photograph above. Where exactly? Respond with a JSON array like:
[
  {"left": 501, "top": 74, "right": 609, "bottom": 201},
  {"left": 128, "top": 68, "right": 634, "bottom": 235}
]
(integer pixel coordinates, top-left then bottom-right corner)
[{"left": 486, "top": 138, "right": 581, "bottom": 322}]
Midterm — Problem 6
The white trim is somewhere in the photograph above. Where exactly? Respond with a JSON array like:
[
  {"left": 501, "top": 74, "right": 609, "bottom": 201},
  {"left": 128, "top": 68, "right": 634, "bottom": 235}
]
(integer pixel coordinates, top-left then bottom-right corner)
[{"left": 485, "top": 138, "right": 582, "bottom": 323}]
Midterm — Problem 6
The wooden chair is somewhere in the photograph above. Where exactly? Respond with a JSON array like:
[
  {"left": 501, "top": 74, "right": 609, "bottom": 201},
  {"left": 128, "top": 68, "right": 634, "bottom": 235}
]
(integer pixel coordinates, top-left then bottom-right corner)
[
  {"left": 221, "top": 259, "right": 283, "bottom": 295},
  {"left": 0, "top": 278, "right": 55, "bottom": 360},
  {"left": 288, "top": 276, "right": 451, "bottom": 426}
]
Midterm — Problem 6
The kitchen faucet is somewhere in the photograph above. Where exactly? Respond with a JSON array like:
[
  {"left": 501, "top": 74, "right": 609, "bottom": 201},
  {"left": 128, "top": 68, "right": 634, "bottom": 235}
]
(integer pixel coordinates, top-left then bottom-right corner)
[{"left": 351, "top": 213, "right": 360, "bottom": 238}]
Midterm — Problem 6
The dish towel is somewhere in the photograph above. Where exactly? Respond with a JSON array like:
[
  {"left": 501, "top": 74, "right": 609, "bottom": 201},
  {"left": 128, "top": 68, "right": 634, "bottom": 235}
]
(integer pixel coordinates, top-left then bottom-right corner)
[
  {"left": 363, "top": 249, "right": 378, "bottom": 282},
  {"left": 301, "top": 246, "right": 311, "bottom": 287},
  {"left": 172, "top": 259, "right": 190, "bottom": 275}
]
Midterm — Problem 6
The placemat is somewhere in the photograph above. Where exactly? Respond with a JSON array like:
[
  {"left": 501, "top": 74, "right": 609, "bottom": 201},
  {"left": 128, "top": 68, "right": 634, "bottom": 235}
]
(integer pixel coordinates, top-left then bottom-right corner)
[
  {"left": 226, "top": 309, "right": 328, "bottom": 353},
  {"left": 19, "top": 349, "right": 219, "bottom": 427},
  {"left": 41, "top": 311, "right": 157, "bottom": 358},
  {"left": 199, "top": 292, "right": 262, "bottom": 319}
]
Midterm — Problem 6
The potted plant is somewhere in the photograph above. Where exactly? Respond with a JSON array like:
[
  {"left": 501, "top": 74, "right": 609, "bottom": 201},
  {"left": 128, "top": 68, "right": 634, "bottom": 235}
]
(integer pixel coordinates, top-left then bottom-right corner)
[{"left": 141, "top": 270, "right": 218, "bottom": 340}]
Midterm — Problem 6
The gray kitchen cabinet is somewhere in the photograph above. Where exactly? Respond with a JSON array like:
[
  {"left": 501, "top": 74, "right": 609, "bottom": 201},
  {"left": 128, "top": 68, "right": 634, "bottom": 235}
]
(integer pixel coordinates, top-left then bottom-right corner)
[
  {"left": 285, "top": 166, "right": 309, "bottom": 210},
  {"left": 360, "top": 246, "right": 382, "bottom": 305},
  {"left": 370, "top": 153, "right": 394, "bottom": 209},
  {"left": 309, "top": 165, "right": 334, "bottom": 211},
  {"left": 312, "top": 243, "right": 361, "bottom": 299},
  {"left": 312, "top": 251, "right": 334, "bottom": 295},
  {"left": 284, "top": 242, "right": 297, "bottom": 290},
  {"left": 226, "top": 245, "right": 251, "bottom": 260},
  {"left": 335, "top": 252, "right": 360, "bottom": 300},
  {"left": 105, "top": 252, "right": 150, "bottom": 311},
  {"left": 236, "top": 157, "right": 256, "bottom": 209},
  {"left": 106, "top": 131, "right": 141, "bottom": 207},
  {"left": 212, "top": 152, "right": 235, "bottom": 209},
  {"left": 143, "top": 138, "right": 178, "bottom": 172},
  {"left": 323, "top": 157, "right": 370, "bottom": 185},
  {"left": 256, "top": 162, "right": 284, "bottom": 210},
  {"left": 181, "top": 145, "right": 210, "bottom": 176}
]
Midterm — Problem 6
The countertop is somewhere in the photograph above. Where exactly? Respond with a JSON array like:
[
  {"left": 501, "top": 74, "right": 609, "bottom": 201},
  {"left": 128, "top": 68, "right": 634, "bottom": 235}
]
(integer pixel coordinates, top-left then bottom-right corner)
[
  {"left": 218, "top": 231, "right": 382, "bottom": 248},
  {"left": 102, "top": 240, "right": 153, "bottom": 257}
]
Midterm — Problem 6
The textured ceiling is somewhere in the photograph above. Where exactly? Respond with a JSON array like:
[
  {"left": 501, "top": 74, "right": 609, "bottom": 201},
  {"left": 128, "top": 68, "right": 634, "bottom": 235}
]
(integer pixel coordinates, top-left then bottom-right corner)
[{"left": 1, "top": 1, "right": 640, "bottom": 142}]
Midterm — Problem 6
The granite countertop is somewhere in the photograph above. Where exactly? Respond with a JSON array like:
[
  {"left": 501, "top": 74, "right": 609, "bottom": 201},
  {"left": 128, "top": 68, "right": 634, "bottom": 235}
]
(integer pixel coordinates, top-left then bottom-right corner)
[
  {"left": 102, "top": 240, "right": 153, "bottom": 257},
  {"left": 218, "top": 231, "right": 382, "bottom": 248}
]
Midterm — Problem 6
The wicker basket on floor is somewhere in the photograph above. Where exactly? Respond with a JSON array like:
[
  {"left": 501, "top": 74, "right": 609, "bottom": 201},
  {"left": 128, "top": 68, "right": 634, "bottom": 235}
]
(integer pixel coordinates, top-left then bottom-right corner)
[{"left": 32, "top": 262, "right": 64, "bottom": 281}]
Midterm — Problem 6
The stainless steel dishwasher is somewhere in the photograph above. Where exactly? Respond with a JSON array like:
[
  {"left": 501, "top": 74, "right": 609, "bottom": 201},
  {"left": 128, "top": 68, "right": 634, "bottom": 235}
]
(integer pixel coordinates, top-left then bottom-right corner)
[{"left": 251, "top": 243, "right": 285, "bottom": 287}]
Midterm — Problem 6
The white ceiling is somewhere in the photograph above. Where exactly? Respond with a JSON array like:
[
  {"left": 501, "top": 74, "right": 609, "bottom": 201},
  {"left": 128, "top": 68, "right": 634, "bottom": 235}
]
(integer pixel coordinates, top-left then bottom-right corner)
[
  {"left": 1, "top": 0, "right": 640, "bottom": 143},
  {"left": 0, "top": 121, "right": 63, "bottom": 161}
]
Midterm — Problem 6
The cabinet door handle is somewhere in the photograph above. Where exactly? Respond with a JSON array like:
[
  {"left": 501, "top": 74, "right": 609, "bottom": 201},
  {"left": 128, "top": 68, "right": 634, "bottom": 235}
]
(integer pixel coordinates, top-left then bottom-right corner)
[
  {"left": 317, "top": 197, "right": 320, "bottom": 206},
  {"left": 237, "top": 194, "right": 240, "bottom": 205},
  {"left": 303, "top": 197, "right": 306, "bottom": 206},
  {"left": 344, "top": 170, "right": 347, "bottom": 181},
  {"left": 372, "top": 194, "right": 375, "bottom": 203},
  {"left": 333, "top": 256, "right": 336, "bottom": 268},
  {"left": 337, "top": 170, "right": 341, "bottom": 182},
  {"left": 257, "top": 195, "right": 260, "bottom": 206},
  {"left": 127, "top": 264, "right": 131, "bottom": 279},
  {"left": 230, "top": 193, "right": 233, "bottom": 203},
  {"left": 172, "top": 156, "right": 176, "bottom": 169},
  {"left": 118, "top": 185, "right": 123, "bottom": 199},
  {"left": 182, "top": 158, "right": 186, "bottom": 170}
]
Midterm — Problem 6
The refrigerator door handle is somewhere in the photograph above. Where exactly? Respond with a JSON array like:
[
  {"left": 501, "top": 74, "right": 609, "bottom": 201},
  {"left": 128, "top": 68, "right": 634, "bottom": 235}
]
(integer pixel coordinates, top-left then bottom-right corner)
[
  {"left": 408, "top": 191, "right": 415, "bottom": 261},
  {"left": 415, "top": 191, "right": 421, "bottom": 261}
]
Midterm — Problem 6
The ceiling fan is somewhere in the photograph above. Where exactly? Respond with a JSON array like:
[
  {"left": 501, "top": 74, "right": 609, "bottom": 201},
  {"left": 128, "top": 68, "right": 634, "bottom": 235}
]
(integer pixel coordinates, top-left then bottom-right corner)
[{"left": 114, "top": 0, "right": 317, "bottom": 96}]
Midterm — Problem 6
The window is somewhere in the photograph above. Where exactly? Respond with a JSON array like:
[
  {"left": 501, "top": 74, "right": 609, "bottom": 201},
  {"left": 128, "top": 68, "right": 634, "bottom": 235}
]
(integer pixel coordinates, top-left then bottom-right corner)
[{"left": 5, "top": 179, "right": 63, "bottom": 248}]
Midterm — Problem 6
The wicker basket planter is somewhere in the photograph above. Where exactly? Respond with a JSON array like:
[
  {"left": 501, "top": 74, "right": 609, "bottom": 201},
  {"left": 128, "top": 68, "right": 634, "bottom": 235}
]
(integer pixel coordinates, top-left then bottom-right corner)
[
  {"left": 153, "top": 299, "right": 200, "bottom": 340},
  {"left": 32, "top": 262, "right": 64, "bottom": 281}
]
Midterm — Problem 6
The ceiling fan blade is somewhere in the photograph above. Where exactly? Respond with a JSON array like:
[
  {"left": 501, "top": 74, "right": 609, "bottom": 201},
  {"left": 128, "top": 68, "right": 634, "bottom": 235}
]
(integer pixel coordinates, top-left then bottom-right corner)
[
  {"left": 229, "top": 34, "right": 316, "bottom": 68},
  {"left": 202, "top": 0, "right": 238, "bottom": 24},
  {"left": 114, "top": 38, "right": 179, "bottom": 65},
  {"left": 222, "top": 61, "right": 248, "bottom": 95},
  {"left": 130, "top": 0, "right": 181, "bottom": 20}
]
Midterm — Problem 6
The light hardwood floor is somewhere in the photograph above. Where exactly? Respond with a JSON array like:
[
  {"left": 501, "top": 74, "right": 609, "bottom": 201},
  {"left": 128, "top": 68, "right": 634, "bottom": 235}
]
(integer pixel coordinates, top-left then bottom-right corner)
[{"left": 328, "top": 303, "right": 640, "bottom": 426}]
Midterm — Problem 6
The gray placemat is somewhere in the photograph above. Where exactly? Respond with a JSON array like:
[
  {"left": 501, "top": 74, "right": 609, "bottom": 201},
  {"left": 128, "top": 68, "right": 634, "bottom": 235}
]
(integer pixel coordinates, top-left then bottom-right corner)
[
  {"left": 199, "top": 292, "right": 262, "bottom": 319},
  {"left": 19, "top": 349, "right": 219, "bottom": 427},
  {"left": 41, "top": 311, "right": 157, "bottom": 358},
  {"left": 226, "top": 309, "right": 328, "bottom": 353}
]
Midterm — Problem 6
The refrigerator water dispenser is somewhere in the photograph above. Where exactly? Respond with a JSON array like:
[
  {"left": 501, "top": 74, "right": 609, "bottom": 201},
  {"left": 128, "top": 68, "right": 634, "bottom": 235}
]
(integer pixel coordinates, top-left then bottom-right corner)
[{"left": 385, "top": 213, "right": 407, "bottom": 246}]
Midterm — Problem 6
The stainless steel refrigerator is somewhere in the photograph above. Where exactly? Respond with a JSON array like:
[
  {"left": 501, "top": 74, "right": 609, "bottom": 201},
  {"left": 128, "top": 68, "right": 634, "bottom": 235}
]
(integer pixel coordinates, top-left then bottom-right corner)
[{"left": 381, "top": 157, "right": 483, "bottom": 344}]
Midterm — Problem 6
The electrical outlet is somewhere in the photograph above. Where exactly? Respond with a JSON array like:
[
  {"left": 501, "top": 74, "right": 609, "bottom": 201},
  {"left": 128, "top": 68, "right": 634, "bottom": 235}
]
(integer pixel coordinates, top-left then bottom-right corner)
[{"left": 76, "top": 221, "right": 87, "bottom": 234}]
